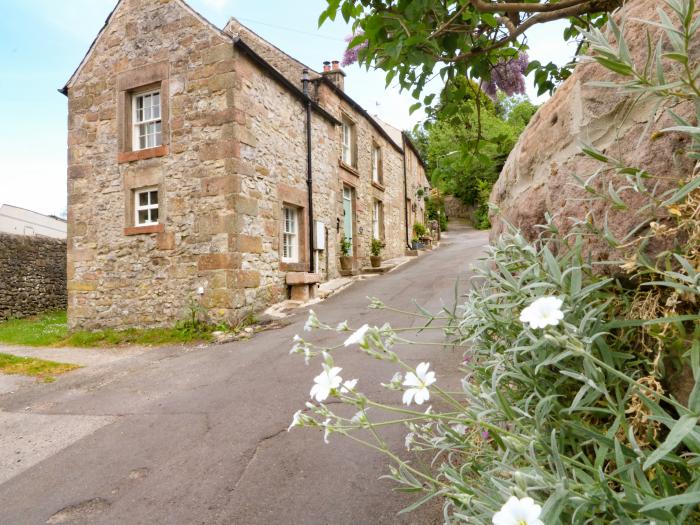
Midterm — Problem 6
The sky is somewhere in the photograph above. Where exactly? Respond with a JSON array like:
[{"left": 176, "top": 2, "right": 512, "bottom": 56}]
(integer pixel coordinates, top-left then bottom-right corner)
[{"left": 0, "top": 0, "right": 575, "bottom": 216}]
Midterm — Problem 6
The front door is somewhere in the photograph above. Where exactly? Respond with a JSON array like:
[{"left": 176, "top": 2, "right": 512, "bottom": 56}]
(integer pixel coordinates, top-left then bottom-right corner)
[{"left": 342, "top": 186, "right": 354, "bottom": 256}]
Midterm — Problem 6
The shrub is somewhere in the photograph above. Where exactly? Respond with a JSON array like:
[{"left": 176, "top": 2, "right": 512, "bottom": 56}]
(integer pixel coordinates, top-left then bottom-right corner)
[
  {"left": 340, "top": 236, "right": 352, "bottom": 256},
  {"left": 370, "top": 238, "right": 383, "bottom": 257},
  {"left": 290, "top": 2, "right": 700, "bottom": 522},
  {"left": 426, "top": 195, "right": 448, "bottom": 231},
  {"left": 413, "top": 222, "right": 427, "bottom": 238}
]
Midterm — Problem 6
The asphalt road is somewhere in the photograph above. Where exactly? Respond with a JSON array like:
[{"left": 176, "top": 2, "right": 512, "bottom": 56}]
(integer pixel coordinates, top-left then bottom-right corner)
[{"left": 0, "top": 224, "right": 488, "bottom": 525}]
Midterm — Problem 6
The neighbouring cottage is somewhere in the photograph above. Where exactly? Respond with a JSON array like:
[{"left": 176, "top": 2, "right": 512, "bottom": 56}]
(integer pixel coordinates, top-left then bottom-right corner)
[{"left": 62, "top": 0, "right": 429, "bottom": 330}]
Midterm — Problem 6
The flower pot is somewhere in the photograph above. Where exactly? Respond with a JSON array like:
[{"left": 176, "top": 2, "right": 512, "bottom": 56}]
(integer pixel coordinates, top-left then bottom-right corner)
[
  {"left": 370, "top": 255, "right": 382, "bottom": 268},
  {"left": 339, "top": 256, "right": 353, "bottom": 271}
]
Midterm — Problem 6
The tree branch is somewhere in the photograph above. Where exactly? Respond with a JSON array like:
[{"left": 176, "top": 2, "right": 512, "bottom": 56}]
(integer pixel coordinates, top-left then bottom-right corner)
[{"left": 467, "top": 0, "right": 620, "bottom": 15}]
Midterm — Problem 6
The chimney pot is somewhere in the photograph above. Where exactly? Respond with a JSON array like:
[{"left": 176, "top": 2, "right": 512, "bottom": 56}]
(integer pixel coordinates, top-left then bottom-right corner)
[
  {"left": 331, "top": 60, "right": 340, "bottom": 71},
  {"left": 323, "top": 61, "right": 331, "bottom": 72}
]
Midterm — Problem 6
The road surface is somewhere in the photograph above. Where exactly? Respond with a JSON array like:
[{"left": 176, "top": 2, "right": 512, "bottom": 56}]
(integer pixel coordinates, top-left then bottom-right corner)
[{"left": 0, "top": 223, "right": 488, "bottom": 524}]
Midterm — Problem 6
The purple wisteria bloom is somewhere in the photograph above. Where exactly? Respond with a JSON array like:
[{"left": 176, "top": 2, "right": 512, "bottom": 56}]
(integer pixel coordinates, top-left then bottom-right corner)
[
  {"left": 341, "top": 31, "right": 368, "bottom": 67},
  {"left": 480, "top": 53, "right": 529, "bottom": 99}
]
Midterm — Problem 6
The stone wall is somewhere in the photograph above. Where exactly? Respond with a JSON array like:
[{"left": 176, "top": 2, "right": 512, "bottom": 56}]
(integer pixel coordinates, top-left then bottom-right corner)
[
  {"left": 443, "top": 195, "right": 471, "bottom": 220},
  {"left": 0, "top": 234, "right": 67, "bottom": 320},
  {"left": 66, "top": 0, "right": 242, "bottom": 329}
]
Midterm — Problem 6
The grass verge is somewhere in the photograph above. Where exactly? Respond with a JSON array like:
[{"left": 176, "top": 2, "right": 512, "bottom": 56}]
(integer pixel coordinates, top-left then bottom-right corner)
[
  {"left": 0, "top": 353, "right": 80, "bottom": 381},
  {"left": 0, "top": 311, "right": 214, "bottom": 348}
]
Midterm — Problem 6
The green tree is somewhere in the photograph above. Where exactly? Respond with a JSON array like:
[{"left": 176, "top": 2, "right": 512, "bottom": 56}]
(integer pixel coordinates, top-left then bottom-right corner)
[{"left": 412, "top": 77, "right": 537, "bottom": 229}]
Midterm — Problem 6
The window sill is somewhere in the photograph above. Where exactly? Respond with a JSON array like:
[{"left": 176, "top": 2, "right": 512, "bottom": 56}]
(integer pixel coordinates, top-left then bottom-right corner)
[
  {"left": 339, "top": 160, "right": 359, "bottom": 176},
  {"left": 371, "top": 181, "right": 385, "bottom": 191},
  {"left": 118, "top": 145, "right": 168, "bottom": 164},
  {"left": 124, "top": 224, "right": 165, "bottom": 236}
]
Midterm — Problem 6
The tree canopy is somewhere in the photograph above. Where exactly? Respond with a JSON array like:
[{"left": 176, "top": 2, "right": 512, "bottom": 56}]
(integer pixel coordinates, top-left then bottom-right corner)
[{"left": 322, "top": 0, "right": 619, "bottom": 110}]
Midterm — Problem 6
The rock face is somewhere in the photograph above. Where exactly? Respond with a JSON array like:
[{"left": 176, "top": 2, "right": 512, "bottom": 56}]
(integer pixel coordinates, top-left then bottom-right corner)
[
  {"left": 0, "top": 234, "right": 67, "bottom": 320},
  {"left": 490, "top": 0, "right": 697, "bottom": 263}
]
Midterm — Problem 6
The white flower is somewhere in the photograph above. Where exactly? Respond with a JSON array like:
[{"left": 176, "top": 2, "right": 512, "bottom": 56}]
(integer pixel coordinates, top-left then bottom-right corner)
[
  {"left": 288, "top": 410, "right": 303, "bottom": 432},
  {"left": 304, "top": 310, "right": 318, "bottom": 332},
  {"left": 340, "top": 379, "right": 358, "bottom": 393},
  {"left": 405, "top": 432, "right": 414, "bottom": 450},
  {"left": 519, "top": 296, "right": 564, "bottom": 329},
  {"left": 310, "top": 364, "right": 343, "bottom": 402},
  {"left": 322, "top": 418, "right": 332, "bottom": 444},
  {"left": 451, "top": 424, "right": 468, "bottom": 434},
  {"left": 402, "top": 362, "right": 436, "bottom": 406},
  {"left": 351, "top": 409, "right": 368, "bottom": 424},
  {"left": 344, "top": 324, "right": 370, "bottom": 347},
  {"left": 492, "top": 496, "right": 544, "bottom": 525},
  {"left": 336, "top": 320, "right": 350, "bottom": 332}
]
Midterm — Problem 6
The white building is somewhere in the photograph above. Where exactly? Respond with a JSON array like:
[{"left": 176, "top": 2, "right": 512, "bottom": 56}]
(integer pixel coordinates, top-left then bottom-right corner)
[{"left": 0, "top": 204, "right": 67, "bottom": 240}]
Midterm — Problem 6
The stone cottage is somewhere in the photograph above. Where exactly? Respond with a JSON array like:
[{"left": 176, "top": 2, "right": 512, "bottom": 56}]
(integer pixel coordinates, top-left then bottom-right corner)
[{"left": 62, "top": 0, "right": 429, "bottom": 330}]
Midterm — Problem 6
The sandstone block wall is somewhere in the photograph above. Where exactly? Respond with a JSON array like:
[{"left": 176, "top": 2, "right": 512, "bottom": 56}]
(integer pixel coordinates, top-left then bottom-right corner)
[
  {"left": 0, "top": 234, "right": 67, "bottom": 321},
  {"left": 67, "top": 0, "right": 243, "bottom": 329}
]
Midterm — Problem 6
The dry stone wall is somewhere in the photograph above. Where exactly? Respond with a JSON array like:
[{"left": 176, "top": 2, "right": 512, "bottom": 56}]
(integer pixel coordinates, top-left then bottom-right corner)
[{"left": 0, "top": 234, "right": 67, "bottom": 320}]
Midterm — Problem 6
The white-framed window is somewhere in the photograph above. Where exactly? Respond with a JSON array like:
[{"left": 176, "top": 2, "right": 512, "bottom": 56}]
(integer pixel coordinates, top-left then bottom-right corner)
[
  {"left": 341, "top": 117, "right": 354, "bottom": 166},
  {"left": 373, "top": 200, "right": 383, "bottom": 240},
  {"left": 135, "top": 188, "right": 159, "bottom": 226},
  {"left": 132, "top": 90, "right": 162, "bottom": 151},
  {"left": 282, "top": 206, "right": 299, "bottom": 263},
  {"left": 372, "top": 144, "right": 382, "bottom": 184}
]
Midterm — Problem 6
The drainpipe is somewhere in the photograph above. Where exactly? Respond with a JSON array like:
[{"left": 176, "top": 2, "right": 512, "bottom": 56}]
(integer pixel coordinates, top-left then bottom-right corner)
[
  {"left": 402, "top": 134, "right": 411, "bottom": 250},
  {"left": 302, "top": 68, "right": 315, "bottom": 273}
]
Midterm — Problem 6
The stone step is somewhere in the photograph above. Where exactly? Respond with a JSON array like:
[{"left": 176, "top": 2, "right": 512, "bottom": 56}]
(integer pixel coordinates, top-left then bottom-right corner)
[{"left": 361, "top": 264, "right": 396, "bottom": 275}]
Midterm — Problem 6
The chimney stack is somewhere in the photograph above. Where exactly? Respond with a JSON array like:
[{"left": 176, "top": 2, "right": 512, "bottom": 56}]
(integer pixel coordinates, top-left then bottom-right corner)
[{"left": 322, "top": 59, "right": 346, "bottom": 91}]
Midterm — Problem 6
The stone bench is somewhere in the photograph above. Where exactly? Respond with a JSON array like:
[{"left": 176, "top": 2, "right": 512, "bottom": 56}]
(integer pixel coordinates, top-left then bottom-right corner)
[{"left": 286, "top": 272, "right": 321, "bottom": 302}]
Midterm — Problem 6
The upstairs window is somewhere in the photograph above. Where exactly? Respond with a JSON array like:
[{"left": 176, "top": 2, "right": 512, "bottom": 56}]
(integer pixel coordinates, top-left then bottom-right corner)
[
  {"left": 135, "top": 188, "right": 159, "bottom": 226},
  {"left": 341, "top": 116, "right": 356, "bottom": 167},
  {"left": 372, "top": 144, "right": 383, "bottom": 185},
  {"left": 372, "top": 200, "right": 383, "bottom": 240},
  {"left": 282, "top": 206, "right": 299, "bottom": 263},
  {"left": 132, "top": 90, "right": 162, "bottom": 151}
]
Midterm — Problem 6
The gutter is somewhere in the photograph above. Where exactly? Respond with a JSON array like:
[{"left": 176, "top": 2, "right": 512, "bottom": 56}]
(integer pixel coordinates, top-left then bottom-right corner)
[
  {"left": 302, "top": 69, "right": 315, "bottom": 273},
  {"left": 402, "top": 134, "right": 411, "bottom": 250}
]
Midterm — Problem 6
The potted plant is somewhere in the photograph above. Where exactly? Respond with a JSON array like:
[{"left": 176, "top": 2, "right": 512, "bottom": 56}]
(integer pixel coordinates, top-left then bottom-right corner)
[
  {"left": 370, "top": 238, "right": 384, "bottom": 268},
  {"left": 339, "top": 236, "right": 353, "bottom": 271}
]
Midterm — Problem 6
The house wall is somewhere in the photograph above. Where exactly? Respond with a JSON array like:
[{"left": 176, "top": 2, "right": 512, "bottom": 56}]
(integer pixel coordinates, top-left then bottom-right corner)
[
  {"left": 65, "top": 0, "right": 428, "bottom": 330},
  {"left": 228, "top": 50, "right": 339, "bottom": 309},
  {"left": 0, "top": 234, "right": 67, "bottom": 321},
  {"left": 316, "top": 82, "right": 408, "bottom": 268},
  {"left": 404, "top": 146, "right": 429, "bottom": 235},
  {"left": 66, "top": 0, "right": 245, "bottom": 329}
]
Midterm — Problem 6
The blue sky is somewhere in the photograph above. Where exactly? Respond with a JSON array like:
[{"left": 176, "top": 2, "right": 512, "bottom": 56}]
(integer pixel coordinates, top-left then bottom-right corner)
[{"left": 0, "top": 0, "right": 574, "bottom": 216}]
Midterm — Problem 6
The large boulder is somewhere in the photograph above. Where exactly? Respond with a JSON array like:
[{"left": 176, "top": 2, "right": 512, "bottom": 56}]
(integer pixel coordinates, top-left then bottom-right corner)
[{"left": 490, "top": 0, "right": 697, "bottom": 265}]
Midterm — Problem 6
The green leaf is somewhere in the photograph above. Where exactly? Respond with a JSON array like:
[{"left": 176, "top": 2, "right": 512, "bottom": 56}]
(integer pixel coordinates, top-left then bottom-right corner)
[
  {"left": 640, "top": 491, "right": 700, "bottom": 512},
  {"left": 643, "top": 414, "right": 699, "bottom": 470}
]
